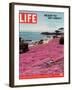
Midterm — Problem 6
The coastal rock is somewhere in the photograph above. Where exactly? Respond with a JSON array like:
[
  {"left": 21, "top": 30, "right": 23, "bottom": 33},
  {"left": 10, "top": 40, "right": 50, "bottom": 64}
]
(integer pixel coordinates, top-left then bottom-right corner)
[
  {"left": 38, "top": 39, "right": 43, "bottom": 44},
  {"left": 59, "top": 37, "right": 64, "bottom": 45},
  {"left": 19, "top": 37, "right": 29, "bottom": 53},
  {"left": 41, "top": 32, "right": 63, "bottom": 35}
]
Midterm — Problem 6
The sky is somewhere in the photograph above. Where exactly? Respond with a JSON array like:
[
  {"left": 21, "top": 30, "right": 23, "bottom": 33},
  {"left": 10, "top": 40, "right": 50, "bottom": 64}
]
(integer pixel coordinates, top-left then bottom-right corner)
[{"left": 19, "top": 11, "right": 64, "bottom": 32}]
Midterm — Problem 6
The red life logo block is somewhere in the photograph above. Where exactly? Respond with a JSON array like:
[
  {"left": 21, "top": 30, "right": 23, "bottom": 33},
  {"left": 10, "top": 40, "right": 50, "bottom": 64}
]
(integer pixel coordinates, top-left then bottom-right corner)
[{"left": 19, "top": 13, "right": 37, "bottom": 24}]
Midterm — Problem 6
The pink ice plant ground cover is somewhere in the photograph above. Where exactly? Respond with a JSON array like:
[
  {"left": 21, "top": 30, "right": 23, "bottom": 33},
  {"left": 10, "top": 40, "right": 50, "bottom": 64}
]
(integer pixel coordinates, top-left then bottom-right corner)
[{"left": 19, "top": 38, "right": 64, "bottom": 79}]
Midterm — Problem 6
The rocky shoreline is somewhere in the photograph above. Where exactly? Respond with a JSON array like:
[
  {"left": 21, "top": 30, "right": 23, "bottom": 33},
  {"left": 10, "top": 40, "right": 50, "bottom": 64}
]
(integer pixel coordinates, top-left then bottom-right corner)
[
  {"left": 19, "top": 34, "right": 64, "bottom": 54},
  {"left": 19, "top": 37, "right": 51, "bottom": 53}
]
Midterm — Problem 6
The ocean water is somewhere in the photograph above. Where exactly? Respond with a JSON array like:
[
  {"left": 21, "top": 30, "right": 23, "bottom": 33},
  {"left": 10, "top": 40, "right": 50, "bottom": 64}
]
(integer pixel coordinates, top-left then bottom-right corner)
[{"left": 19, "top": 32, "right": 48, "bottom": 42}]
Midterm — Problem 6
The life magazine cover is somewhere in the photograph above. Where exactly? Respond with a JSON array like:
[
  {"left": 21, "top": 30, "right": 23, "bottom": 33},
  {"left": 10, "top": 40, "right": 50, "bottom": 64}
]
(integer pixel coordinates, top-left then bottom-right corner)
[{"left": 19, "top": 11, "right": 64, "bottom": 79}]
